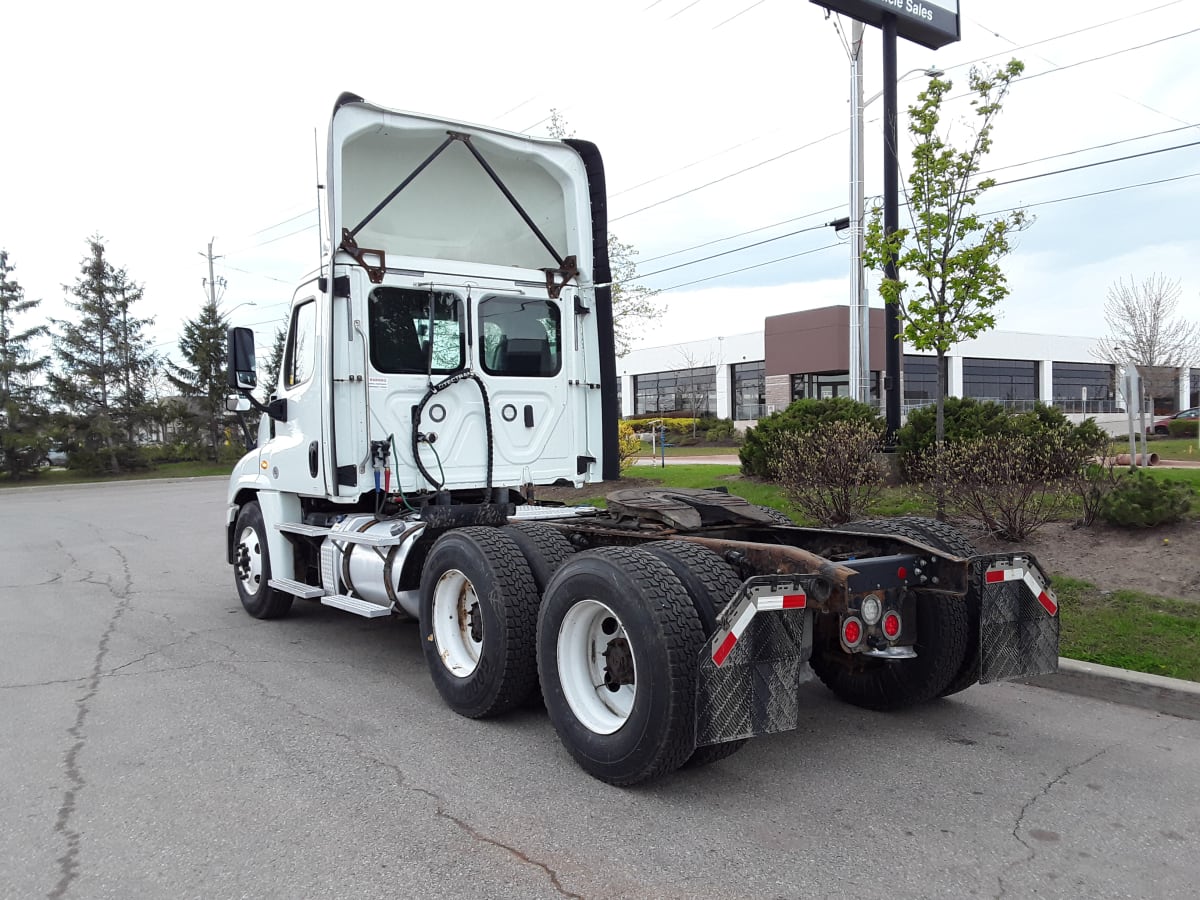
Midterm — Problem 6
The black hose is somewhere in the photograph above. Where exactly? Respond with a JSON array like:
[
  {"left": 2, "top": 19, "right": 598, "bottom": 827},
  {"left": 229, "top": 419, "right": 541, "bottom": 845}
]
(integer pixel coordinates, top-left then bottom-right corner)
[{"left": 411, "top": 370, "right": 495, "bottom": 492}]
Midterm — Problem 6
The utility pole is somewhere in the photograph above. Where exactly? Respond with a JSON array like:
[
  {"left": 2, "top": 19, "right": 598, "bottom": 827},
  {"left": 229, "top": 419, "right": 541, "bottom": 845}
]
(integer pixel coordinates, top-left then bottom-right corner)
[
  {"left": 848, "top": 19, "right": 869, "bottom": 406},
  {"left": 202, "top": 239, "right": 225, "bottom": 308}
]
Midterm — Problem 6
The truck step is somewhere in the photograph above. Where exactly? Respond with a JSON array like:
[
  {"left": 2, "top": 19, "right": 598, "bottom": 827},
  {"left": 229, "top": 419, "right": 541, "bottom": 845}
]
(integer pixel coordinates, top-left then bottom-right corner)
[
  {"left": 276, "top": 522, "right": 332, "bottom": 538},
  {"left": 321, "top": 594, "right": 393, "bottom": 618},
  {"left": 275, "top": 522, "right": 404, "bottom": 547},
  {"left": 268, "top": 577, "right": 327, "bottom": 599}
]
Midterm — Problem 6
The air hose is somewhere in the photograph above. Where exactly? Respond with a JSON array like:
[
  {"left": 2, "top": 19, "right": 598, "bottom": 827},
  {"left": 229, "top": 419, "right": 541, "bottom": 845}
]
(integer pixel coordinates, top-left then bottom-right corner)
[{"left": 411, "top": 370, "right": 495, "bottom": 491}]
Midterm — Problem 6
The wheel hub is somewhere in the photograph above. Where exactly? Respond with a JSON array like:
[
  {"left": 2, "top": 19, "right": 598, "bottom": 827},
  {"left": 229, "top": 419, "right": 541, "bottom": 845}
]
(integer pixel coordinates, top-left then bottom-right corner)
[{"left": 602, "top": 637, "right": 635, "bottom": 690}]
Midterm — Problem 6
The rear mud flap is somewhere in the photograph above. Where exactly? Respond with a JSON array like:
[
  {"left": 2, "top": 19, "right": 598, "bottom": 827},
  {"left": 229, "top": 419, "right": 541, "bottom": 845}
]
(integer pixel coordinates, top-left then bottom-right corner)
[
  {"left": 696, "top": 577, "right": 815, "bottom": 747},
  {"left": 976, "top": 554, "right": 1060, "bottom": 684}
]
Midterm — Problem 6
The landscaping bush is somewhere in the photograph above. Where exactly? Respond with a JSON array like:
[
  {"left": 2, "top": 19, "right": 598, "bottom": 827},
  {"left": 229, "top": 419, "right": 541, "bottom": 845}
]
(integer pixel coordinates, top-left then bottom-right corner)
[
  {"left": 912, "top": 430, "right": 1087, "bottom": 540},
  {"left": 740, "top": 397, "right": 882, "bottom": 478},
  {"left": 616, "top": 420, "right": 641, "bottom": 470},
  {"left": 1098, "top": 473, "right": 1192, "bottom": 528},
  {"left": 1168, "top": 419, "right": 1199, "bottom": 439},
  {"left": 702, "top": 419, "right": 739, "bottom": 442},
  {"left": 767, "top": 419, "right": 885, "bottom": 525}
]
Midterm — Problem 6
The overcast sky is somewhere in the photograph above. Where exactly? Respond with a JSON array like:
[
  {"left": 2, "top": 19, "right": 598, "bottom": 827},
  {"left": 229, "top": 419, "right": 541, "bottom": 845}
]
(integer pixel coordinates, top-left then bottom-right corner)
[{"left": 2, "top": 0, "right": 1198, "bottom": 363}]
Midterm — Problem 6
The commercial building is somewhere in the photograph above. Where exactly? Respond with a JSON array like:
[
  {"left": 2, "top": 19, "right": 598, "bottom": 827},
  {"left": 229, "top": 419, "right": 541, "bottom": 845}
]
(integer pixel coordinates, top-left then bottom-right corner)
[{"left": 617, "top": 305, "right": 1197, "bottom": 426}]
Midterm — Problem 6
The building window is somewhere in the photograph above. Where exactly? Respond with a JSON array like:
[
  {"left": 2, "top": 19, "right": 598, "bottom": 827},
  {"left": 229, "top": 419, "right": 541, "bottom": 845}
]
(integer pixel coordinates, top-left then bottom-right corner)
[
  {"left": 732, "top": 361, "right": 765, "bottom": 420},
  {"left": 789, "top": 372, "right": 850, "bottom": 401},
  {"left": 1052, "top": 362, "right": 1115, "bottom": 413},
  {"left": 903, "top": 355, "right": 940, "bottom": 406},
  {"left": 634, "top": 367, "right": 716, "bottom": 417},
  {"left": 962, "top": 358, "right": 1038, "bottom": 407},
  {"left": 1191, "top": 368, "right": 1199, "bottom": 409}
]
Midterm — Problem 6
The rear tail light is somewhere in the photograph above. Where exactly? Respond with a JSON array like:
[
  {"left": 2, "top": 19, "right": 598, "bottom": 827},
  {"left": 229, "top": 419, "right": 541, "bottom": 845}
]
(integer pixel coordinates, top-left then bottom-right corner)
[
  {"left": 882, "top": 610, "right": 902, "bottom": 639},
  {"left": 842, "top": 616, "right": 864, "bottom": 649}
]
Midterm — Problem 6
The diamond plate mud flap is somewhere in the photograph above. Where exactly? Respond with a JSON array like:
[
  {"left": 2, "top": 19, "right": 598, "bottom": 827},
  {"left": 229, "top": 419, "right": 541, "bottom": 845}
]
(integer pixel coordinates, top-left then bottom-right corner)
[
  {"left": 976, "top": 554, "right": 1060, "bottom": 684},
  {"left": 696, "top": 576, "right": 816, "bottom": 747}
]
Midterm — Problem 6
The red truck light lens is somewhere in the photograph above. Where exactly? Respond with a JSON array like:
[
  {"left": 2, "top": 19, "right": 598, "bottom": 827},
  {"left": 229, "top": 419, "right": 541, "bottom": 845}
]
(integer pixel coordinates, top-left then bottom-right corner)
[
  {"left": 842, "top": 616, "right": 863, "bottom": 648},
  {"left": 882, "top": 611, "right": 902, "bottom": 639}
]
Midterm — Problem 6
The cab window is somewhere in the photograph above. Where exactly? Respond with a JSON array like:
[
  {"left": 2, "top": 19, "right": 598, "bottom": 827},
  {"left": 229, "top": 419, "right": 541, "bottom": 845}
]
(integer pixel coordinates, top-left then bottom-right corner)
[
  {"left": 479, "top": 296, "right": 561, "bottom": 377},
  {"left": 283, "top": 299, "right": 317, "bottom": 388},
  {"left": 369, "top": 287, "right": 463, "bottom": 374}
]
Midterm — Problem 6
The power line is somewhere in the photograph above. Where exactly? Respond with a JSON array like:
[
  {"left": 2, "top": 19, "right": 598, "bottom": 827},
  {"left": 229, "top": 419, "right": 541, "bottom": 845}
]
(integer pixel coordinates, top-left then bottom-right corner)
[
  {"left": 713, "top": 0, "right": 768, "bottom": 30},
  {"left": 637, "top": 204, "right": 843, "bottom": 264},
  {"left": 610, "top": 128, "right": 846, "bottom": 222},
  {"left": 1019, "top": 26, "right": 1200, "bottom": 83},
  {"left": 947, "top": 1, "right": 1187, "bottom": 72},
  {"left": 983, "top": 170, "right": 1200, "bottom": 217},
  {"left": 980, "top": 123, "right": 1199, "bottom": 176},
  {"left": 667, "top": 0, "right": 706, "bottom": 20},
  {"left": 654, "top": 242, "right": 843, "bottom": 293},
  {"left": 989, "top": 139, "right": 1200, "bottom": 188},
  {"left": 637, "top": 221, "right": 833, "bottom": 280}
]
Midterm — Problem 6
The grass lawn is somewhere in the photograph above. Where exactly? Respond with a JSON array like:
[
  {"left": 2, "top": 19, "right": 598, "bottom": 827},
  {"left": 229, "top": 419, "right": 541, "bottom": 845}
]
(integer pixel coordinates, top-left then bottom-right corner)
[
  {"left": 1055, "top": 575, "right": 1200, "bottom": 682},
  {"left": 0, "top": 460, "right": 234, "bottom": 488},
  {"left": 1121, "top": 437, "right": 1200, "bottom": 461},
  {"left": 633, "top": 444, "right": 740, "bottom": 457}
]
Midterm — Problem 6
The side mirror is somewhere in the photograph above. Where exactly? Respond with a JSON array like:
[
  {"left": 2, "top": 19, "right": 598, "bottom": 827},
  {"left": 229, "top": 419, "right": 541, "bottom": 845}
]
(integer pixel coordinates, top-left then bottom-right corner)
[
  {"left": 227, "top": 326, "right": 257, "bottom": 391},
  {"left": 225, "top": 395, "right": 252, "bottom": 413}
]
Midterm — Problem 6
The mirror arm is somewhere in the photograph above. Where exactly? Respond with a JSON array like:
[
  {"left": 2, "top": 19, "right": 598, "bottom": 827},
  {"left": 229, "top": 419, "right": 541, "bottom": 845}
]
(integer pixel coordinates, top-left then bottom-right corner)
[{"left": 238, "top": 389, "right": 288, "bottom": 423}]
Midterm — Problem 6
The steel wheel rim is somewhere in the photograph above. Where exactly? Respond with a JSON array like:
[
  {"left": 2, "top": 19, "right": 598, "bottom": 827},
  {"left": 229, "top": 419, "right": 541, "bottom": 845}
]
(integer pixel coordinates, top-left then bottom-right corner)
[
  {"left": 557, "top": 598, "right": 637, "bottom": 735},
  {"left": 432, "top": 569, "right": 483, "bottom": 678},
  {"left": 236, "top": 525, "right": 262, "bottom": 594}
]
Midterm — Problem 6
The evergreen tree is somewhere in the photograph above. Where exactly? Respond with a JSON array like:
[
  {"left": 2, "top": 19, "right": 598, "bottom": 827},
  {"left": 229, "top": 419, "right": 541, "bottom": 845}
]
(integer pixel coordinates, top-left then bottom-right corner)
[
  {"left": 0, "top": 250, "right": 50, "bottom": 479},
  {"left": 50, "top": 236, "right": 156, "bottom": 474},
  {"left": 169, "top": 300, "right": 229, "bottom": 462},
  {"left": 262, "top": 320, "right": 288, "bottom": 398}
]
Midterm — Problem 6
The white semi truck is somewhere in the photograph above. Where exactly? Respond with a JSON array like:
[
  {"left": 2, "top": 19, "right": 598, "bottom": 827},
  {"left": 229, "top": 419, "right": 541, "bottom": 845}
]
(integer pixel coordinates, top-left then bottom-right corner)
[{"left": 224, "top": 93, "right": 1059, "bottom": 785}]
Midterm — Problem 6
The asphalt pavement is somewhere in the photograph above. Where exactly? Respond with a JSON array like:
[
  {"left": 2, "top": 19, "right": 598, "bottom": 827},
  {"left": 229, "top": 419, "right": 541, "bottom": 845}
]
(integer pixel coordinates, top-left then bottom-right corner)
[{"left": 2, "top": 478, "right": 1199, "bottom": 899}]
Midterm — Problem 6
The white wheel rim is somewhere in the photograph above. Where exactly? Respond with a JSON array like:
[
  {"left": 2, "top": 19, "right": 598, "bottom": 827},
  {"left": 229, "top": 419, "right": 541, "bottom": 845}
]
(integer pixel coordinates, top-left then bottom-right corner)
[
  {"left": 236, "top": 525, "right": 263, "bottom": 593},
  {"left": 432, "top": 569, "right": 483, "bottom": 678},
  {"left": 557, "top": 599, "right": 637, "bottom": 735}
]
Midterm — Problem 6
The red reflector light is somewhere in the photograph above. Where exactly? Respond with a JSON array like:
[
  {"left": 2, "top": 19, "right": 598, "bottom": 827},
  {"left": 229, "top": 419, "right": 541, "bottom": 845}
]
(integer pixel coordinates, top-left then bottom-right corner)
[
  {"left": 783, "top": 593, "right": 806, "bottom": 609},
  {"left": 842, "top": 617, "right": 863, "bottom": 647},
  {"left": 897, "top": 566, "right": 907, "bottom": 579},
  {"left": 882, "top": 611, "right": 901, "bottom": 639},
  {"left": 985, "top": 569, "right": 1006, "bottom": 584}
]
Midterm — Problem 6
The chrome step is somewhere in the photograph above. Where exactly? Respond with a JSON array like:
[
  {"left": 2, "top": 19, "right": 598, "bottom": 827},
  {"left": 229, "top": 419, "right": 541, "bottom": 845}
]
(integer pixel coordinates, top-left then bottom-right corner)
[
  {"left": 321, "top": 594, "right": 392, "bottom": 618},
  {"left": 268, "top": 577, "right": 326, "bottom": 599},
  {"left": 276, "top": 522, "right": 331, "bottom": 537},
  {"left": 275, "top": 522, "right": 404, "bottom": 547}
]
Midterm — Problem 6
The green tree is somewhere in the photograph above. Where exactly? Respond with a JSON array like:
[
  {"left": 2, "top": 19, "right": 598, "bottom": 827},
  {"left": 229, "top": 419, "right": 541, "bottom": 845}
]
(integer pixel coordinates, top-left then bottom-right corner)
[
  {"left": 0, "top": 250, "right": 50, "bottom": 479},
  {"left": 50, "top": 236, "right": 157, "bottom": 474},
  {"left": 168, "top": 300, "right": 229, "bottom": 462},
  {"left": 546, "top": 110, "right": 658, "bottom": 356},
  {"left": 864, "top": 60, "right": 1029, "bottom": 513}
]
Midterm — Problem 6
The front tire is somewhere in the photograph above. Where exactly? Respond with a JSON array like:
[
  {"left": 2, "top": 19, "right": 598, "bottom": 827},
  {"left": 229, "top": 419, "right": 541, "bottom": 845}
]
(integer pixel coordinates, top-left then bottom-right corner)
[
  {"left": 418, "top": 527, "right": 541, "bottom": 718},
  {"left": 233, "top": 501, "right": 293, "bottom": 620},
  {"left": 538, "top": 548, "right": 705, "bottom": 785}
]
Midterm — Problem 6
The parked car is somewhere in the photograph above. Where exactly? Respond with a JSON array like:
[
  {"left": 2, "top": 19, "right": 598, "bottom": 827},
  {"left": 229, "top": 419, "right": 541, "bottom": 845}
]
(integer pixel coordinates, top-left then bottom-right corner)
[
  {"left": 1150, "top": 406, "right": 1199, "bottom": 436},
  {"left": 44, "top": 449, "right": 69, "bottom": 467}
]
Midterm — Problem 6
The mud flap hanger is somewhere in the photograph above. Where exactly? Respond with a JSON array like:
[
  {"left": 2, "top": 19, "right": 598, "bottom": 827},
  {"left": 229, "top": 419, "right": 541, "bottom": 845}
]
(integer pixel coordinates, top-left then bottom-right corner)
[{"left": 339, "top": 131, "right": 579, "bottom": 297}]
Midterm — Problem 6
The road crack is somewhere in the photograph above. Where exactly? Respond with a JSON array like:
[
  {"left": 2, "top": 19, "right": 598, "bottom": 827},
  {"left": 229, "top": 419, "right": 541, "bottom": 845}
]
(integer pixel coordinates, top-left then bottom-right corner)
[
  {"left": 996, "top": 742, "right": 1116, "bottom": 900},
  {"left": 48, "top": 544, "right": 132, "bottom": 900}
]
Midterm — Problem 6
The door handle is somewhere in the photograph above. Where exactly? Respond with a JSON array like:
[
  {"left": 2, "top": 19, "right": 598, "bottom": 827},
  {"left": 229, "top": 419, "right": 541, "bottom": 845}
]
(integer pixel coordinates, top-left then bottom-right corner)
[{"left": 308, "top": 441, "right": 319, "bottom": 478}]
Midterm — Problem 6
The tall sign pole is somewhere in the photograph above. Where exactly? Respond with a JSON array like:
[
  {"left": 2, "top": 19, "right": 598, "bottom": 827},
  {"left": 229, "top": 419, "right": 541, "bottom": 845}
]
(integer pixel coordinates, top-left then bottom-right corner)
[{"left": 882, "top": 14, "right": 902, "bottom": 436}]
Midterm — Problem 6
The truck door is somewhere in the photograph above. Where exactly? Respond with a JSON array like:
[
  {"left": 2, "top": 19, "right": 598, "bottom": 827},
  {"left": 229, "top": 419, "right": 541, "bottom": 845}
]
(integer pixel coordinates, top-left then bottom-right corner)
[
  {"left": 271, "top": 294, "right": 328, "bottom": 496},
  {"left": 475, "top": 292, "right": 572, "bottom": 485}
]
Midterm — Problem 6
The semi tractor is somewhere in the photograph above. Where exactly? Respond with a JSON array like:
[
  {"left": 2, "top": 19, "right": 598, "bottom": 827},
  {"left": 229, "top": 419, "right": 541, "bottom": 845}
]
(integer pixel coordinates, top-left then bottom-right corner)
[{"left": 224, "top": 93, "right": 1059, "bottom": 785}]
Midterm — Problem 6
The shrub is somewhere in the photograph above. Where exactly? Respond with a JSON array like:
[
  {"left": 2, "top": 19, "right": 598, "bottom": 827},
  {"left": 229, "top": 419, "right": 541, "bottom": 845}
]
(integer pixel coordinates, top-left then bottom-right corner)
[
  {"left": 740, "top": 397, "right": 882, "bottom": 478},
  {"left": 767, "top": 419, "right": 885, "bottom": 525},
  {"left": 1098, "top": 473, "right": 1192, "bottom": 527},
  {"left": 1070, "top": 451, "right": 1125, "bottom": 528},
  {"left": 896, "top": 397, "right": 1011, "bottom": 470},
  {"left": 913, "top": 431, "right": 1087, "bottom": 540},
  {"left": 1168, "top": 419, "right": 1199, "bottom": 439},
  {"left": 616, "top": 420, "right": 641, "bottom": 470},
  {"left": 703, "top": 419, "right": 739, "bottom": 442}
]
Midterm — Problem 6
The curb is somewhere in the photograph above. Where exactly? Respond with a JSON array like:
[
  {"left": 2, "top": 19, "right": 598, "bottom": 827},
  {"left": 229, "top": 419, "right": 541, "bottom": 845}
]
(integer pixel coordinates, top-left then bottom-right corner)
[{"left": 1024, "top": 658, "right": 1200, "bottom": 721}]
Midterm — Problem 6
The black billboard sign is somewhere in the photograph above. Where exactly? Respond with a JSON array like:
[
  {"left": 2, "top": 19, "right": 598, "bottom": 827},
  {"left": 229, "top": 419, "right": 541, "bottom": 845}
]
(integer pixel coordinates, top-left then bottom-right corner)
[{"left": 810, "top": 0, "right": 960, "bottom": 50}]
